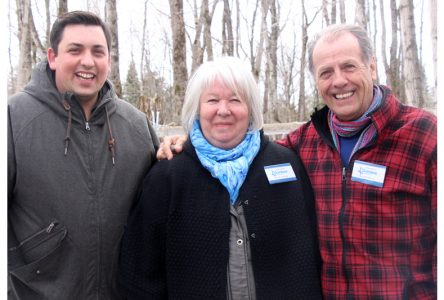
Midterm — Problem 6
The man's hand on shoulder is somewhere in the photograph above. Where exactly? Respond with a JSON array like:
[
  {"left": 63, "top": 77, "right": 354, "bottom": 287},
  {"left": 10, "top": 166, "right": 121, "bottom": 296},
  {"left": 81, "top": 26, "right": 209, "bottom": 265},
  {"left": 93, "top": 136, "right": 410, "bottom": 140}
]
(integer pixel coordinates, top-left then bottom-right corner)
[{"left": 156, "top": 135, "right": 188, "bottom": 160}]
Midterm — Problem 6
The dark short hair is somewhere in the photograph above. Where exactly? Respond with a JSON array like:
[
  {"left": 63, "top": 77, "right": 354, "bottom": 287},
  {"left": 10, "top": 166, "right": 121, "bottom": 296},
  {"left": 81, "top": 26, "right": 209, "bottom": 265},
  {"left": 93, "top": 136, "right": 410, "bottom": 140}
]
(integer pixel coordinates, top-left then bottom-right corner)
[{"left": 49, "top": 10, "right": 112, "bottom": 55}]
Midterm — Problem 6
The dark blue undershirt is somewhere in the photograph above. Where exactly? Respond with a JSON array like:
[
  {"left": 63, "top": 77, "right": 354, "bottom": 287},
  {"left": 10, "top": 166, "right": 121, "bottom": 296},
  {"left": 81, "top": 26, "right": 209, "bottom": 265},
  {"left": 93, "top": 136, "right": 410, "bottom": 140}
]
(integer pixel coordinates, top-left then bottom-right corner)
[{"left": 339, "top": 134, "right": 361, "bottom": 167}]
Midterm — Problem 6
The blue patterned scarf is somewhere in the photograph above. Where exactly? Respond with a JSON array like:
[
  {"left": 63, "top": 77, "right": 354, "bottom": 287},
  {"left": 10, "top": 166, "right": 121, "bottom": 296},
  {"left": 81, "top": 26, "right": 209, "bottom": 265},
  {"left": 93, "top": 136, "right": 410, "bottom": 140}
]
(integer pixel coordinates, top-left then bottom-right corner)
[
  {"left": 329, "top": 85, "right": 383, "bottom": 163},
  {"left": 190, "top": 120, "right": 261, "bottom": 205}
]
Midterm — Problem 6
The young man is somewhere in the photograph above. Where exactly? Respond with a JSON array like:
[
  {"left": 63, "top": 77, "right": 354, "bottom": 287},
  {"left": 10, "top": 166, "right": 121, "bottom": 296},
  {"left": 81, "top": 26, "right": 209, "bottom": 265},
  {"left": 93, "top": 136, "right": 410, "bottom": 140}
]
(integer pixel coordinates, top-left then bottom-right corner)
[
  {"left": 8, "top": 11, "right": 159, "bottom": 299},
  {"left": 159, "top": 24, "right": 437, "bottom": 299}
]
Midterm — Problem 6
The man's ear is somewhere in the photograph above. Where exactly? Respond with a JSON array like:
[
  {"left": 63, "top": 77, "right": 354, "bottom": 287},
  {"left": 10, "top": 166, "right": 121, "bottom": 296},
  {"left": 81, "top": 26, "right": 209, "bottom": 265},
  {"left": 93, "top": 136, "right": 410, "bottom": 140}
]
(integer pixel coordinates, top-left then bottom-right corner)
[{"left": 47, "top": 48, "right": 57, "bottom": 71}]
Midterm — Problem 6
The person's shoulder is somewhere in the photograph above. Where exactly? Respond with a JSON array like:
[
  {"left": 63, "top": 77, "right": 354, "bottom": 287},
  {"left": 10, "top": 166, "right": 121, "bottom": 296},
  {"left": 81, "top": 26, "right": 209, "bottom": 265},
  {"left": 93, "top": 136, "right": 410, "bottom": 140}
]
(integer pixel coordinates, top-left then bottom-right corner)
[
  {"left": 146, "top": 149, "right": 196, "bottom": 181},
  {"left": 397, "top": 103, "right": 437, "bottom": 130},
  {"left": 8, "top": 90, "right": 49, "bottom": 125},
  {"left": 111, "top": 97, "right": 152, "bottom": 131},
  {"left": 114, "top": 97, "right": 146, "bottom": 119},
  {"left": 286, "top": 119, "right": 316, "bottom": 141},
  {"left": 262, "top": 138, "right": 297, "bottom": 159},
  {"left": 386, "top": 91, "right": 436, "bottom": 124},
  {"left": 405, "top": 106, "right": 436, "bottom": 122},
  {"left": 8, "top": 90, "right": 35, "bottom": 107}
]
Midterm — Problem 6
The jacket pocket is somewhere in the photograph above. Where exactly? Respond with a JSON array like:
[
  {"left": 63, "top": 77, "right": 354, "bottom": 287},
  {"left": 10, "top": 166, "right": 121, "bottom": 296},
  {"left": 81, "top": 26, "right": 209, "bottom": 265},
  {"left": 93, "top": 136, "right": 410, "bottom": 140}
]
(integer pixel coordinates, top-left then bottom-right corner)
[
  {"left": 8, "top": 220, "right": 84, "bottom": 300},
  {"left": 9, "top": 220, "right": 65, "bottom": 267}
]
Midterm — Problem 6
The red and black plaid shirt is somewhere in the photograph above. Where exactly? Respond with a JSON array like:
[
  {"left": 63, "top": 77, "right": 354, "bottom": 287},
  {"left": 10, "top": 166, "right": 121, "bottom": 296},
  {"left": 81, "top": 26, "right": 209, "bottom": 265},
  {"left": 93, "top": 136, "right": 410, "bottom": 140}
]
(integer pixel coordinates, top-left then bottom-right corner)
[{"left": 277, "top": 86, "right": 437, "bottom": 299}]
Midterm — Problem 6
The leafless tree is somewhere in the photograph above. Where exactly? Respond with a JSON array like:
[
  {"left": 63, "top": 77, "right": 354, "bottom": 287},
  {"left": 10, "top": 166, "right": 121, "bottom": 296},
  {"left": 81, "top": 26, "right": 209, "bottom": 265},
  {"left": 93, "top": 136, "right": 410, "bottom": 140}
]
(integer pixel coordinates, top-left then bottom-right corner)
[
  {"left": 322, "top": 0, "right": 330, "bottom": 25},
  {"left": 203, "top": 0, "right": 218, "bottom": 61},
  {"left": 222, "top": 0, "right": 234, "bottom": 55},
  {"left": 264, "top": 0, "right": 279, "bottom": 122},
  {"left": 339, "top": 0, "right": 346, "bottom": 23},
  {"left": 105, "top": 0, "right": 122, "bottom": 97},
  {"left": 44, "top": 0, "right": 51, "bottom": 47},
  {"left": 379, "top": 0, "right": 389, "bottom": 84},
  {"left": 8, "top": 0, "right": 436, "bottom": 124},
  {"left": 386, "top": 0, "right": 403, "bottom": 99},
  {"left": 429, "top": 0, "right": 437, "bottom": 93},
  {"left": 190, "top": 0, "right": 217, "bottom": 73},
  {"left": 251, "top": 0, "right": 269, "bottom": 82},
  {"left": 58, "top": 0, "right": 68, "bottom": 15},
  {"left": 190, "top": 0, "right": 206, "bottom": 72},
  {"left": 16, "top": 0, "right": 32, "bottom": 91},
  {"left": 355, "top": 0, "right": 367, "bottom": 28},
  {"left": 140, "top": 0, "right": 149, "bottom": 92},
  {"left": 331, "top": 0, "right": 337, "bottom": 24},
  {"left": 298, "top": 0, "right": 320, "bottom": 121},
  {"left": 234, "top": 0, "right": 240, "bottom": 56},
  {"left": 399, "top": 0, "right": 425, "bottom": 106},
  {"left": 169, "top": 0, "right": 188, "bottom": 123}
]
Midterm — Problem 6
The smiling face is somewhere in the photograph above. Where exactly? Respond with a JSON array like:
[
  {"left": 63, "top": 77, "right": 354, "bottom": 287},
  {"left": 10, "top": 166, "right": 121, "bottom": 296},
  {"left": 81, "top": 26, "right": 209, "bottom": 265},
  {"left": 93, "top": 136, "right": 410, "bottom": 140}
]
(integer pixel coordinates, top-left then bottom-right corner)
[
  {"left": 199, "top": 79, "right": 250, "bottom": 149},
  {"left": 312, "top": 32, "right": 376, "bottom": 121},
  {"left": 47, "top": 24, "right": 111, "bottom": 105}
]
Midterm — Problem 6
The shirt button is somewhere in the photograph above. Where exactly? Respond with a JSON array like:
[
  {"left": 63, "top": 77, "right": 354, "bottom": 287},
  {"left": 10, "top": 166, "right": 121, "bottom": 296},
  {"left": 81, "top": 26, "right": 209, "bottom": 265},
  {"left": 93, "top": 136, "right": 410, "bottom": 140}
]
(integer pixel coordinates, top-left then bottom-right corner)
[{"left": 237, "top": 239, "right": 243, "bottom": 245}]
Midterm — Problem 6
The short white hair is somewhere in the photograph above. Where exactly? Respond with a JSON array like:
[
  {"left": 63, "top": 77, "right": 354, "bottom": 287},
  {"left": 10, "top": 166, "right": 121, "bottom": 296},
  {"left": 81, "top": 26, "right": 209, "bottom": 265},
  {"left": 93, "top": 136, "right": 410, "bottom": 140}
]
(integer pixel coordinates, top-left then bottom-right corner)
[{"left": 181, "top": 56, "right": 264, "bottom": 133}]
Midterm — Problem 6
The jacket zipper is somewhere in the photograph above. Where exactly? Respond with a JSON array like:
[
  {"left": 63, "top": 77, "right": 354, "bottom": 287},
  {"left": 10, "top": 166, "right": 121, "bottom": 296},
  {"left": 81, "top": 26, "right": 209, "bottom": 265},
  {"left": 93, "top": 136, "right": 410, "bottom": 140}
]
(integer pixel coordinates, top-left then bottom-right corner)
[
  {"left": 85, "top": 122, "right": 90, "bottom": 131},
  {"left": 9, "top": 220, "right": 59, "bottom": 251},
  {"left": 339, "top": 166, "right": 351, "bottom": 297}
]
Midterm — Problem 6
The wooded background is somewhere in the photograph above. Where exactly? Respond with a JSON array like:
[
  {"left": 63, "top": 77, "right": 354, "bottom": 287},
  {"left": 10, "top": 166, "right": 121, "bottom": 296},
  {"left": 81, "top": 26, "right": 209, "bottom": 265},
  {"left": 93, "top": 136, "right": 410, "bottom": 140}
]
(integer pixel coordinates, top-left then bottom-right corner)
[{"left": 7, "top": 0, "right": 437, "bottom": 127}]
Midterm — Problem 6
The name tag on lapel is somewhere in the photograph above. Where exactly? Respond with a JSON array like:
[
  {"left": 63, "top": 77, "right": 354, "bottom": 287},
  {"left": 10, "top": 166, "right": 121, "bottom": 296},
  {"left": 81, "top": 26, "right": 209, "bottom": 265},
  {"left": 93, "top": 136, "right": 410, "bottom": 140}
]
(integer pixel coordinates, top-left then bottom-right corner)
[
  {"left": 264, "top": 163, "right": 297, "bottom": 184},
  {"left": 351, "top": 160, "right": 387, "bottom": 187}
]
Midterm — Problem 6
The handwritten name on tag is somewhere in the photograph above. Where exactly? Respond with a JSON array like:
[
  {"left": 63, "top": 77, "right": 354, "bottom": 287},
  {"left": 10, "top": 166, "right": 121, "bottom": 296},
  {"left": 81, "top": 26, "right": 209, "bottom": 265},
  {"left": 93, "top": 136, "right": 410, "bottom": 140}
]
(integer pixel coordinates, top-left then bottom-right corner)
[{"left": 264, "top": 163, "right": 297, "bottom": 184}]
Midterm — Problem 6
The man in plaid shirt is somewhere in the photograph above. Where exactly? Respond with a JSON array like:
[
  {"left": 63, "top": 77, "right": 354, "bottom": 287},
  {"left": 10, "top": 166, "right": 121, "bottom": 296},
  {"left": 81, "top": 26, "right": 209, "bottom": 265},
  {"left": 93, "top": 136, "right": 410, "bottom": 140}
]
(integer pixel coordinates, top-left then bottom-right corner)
[
  {"left": 276, "top": 24, "right": 437, "bottom": 299},
  {"left": 158, "top": 24, "right": 436, "bottom": 299}
]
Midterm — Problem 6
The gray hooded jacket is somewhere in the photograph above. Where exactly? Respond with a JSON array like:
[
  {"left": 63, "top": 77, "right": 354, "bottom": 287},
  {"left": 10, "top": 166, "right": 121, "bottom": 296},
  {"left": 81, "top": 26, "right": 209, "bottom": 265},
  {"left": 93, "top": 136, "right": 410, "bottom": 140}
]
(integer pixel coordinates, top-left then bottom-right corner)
[{"left": 8, "top": 60, "right": 159, "bottom": 299}]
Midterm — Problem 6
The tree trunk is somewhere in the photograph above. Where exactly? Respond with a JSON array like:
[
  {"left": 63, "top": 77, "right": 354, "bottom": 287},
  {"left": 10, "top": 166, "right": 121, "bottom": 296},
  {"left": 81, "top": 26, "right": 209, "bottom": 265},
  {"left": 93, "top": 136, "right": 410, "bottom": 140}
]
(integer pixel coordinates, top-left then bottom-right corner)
[
  {"left": 248, "top": 0, "right": 260, "bottom": 78},
  {"left": 267, "top": 0, "right": 279, "bottom": 122},
  {"left": 140, "top": 0, "right": 148, "bottom": 94},
  {"left": 203, "top": 0, "right": 217, "bottom": 61},
  {"left": 222, "top": 0, "right": 234, "bottom": 55},
  {"left": 371, "top": 0, "right": 378, "bottom": 82},
  {"left": 253, "top": 0, "right": 269, "bottom": 82},
  {"left": 16, "top": 0, "right": 32, "bottom": 91},
  {"left": 298, "top": 0, "right": 308, "bottom": 121},
  {"left": 191, "top": 0, "right": 206, "bottom": 73},
  {"left": 234, "top": 0, "right": 240, "bottom": 56},
  {"left": 322, "top": 0, "right": 330, "bottom": 25},
  {"left": 45, "top": 0, "right": 51, "bottom": 48},
  {"left": 399, "top": 0, "right": 425, "bottom": 106},
  {"left": 280, "top": 32, "right": 296, "bottom": 113},
  {"left": 29, "top": 5, "right": 45, "bottom": 63},
  {"left": 339, "top": 0, "right": 346, "bottom": 23},
  {"left": 379, "top": 0, "right": 389, "bottom": 85},
  {"left": 58, "top": 0, "right": 68, "bottom": 15},
  {"left": 105, "top": 0, "right": 122, "bottom": 97},
  {"left": 429, "top": 0, "right": 437, "bottom": 93},
  {"left": 169, "top": 0, "right": 188, "bottom": 123},
  {"left": 354, "top": 0, "right": 367, "bottom": 29},
  {"left": 331, "top": 0, "right": 337, "bottom": 24},
  {"left": 388, "top": 0, "right": 402, "bottom": 99}
]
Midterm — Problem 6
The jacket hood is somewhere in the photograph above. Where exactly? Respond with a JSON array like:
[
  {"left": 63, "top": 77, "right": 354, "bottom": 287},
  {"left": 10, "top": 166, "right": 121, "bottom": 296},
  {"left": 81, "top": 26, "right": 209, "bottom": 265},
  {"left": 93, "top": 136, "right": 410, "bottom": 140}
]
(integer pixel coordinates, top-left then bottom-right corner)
[
  {"left": 23, "top": 59, "right": 118, "bottom": 164},
  {"left": 23, "top": 59, "right": 116, "bottom": 124}
]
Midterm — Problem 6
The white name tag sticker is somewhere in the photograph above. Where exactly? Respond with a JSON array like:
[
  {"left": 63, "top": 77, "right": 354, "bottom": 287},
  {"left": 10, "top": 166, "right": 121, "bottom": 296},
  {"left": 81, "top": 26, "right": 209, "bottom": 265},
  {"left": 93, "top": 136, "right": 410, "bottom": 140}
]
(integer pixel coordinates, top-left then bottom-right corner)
[
  {"left": 264, "top": 163, "right": 297, "bottom": 184},
  {"left": 351, "top": 160, "right": 387, "bottom": 187}
]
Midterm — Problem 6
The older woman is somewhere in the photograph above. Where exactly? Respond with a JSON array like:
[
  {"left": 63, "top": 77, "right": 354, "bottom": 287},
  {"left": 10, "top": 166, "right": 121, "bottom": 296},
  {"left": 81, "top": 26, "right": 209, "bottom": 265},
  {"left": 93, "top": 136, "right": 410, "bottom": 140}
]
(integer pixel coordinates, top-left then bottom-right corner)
[{"left": 118, "top": 57, "right": 322, "bottom": 299}]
